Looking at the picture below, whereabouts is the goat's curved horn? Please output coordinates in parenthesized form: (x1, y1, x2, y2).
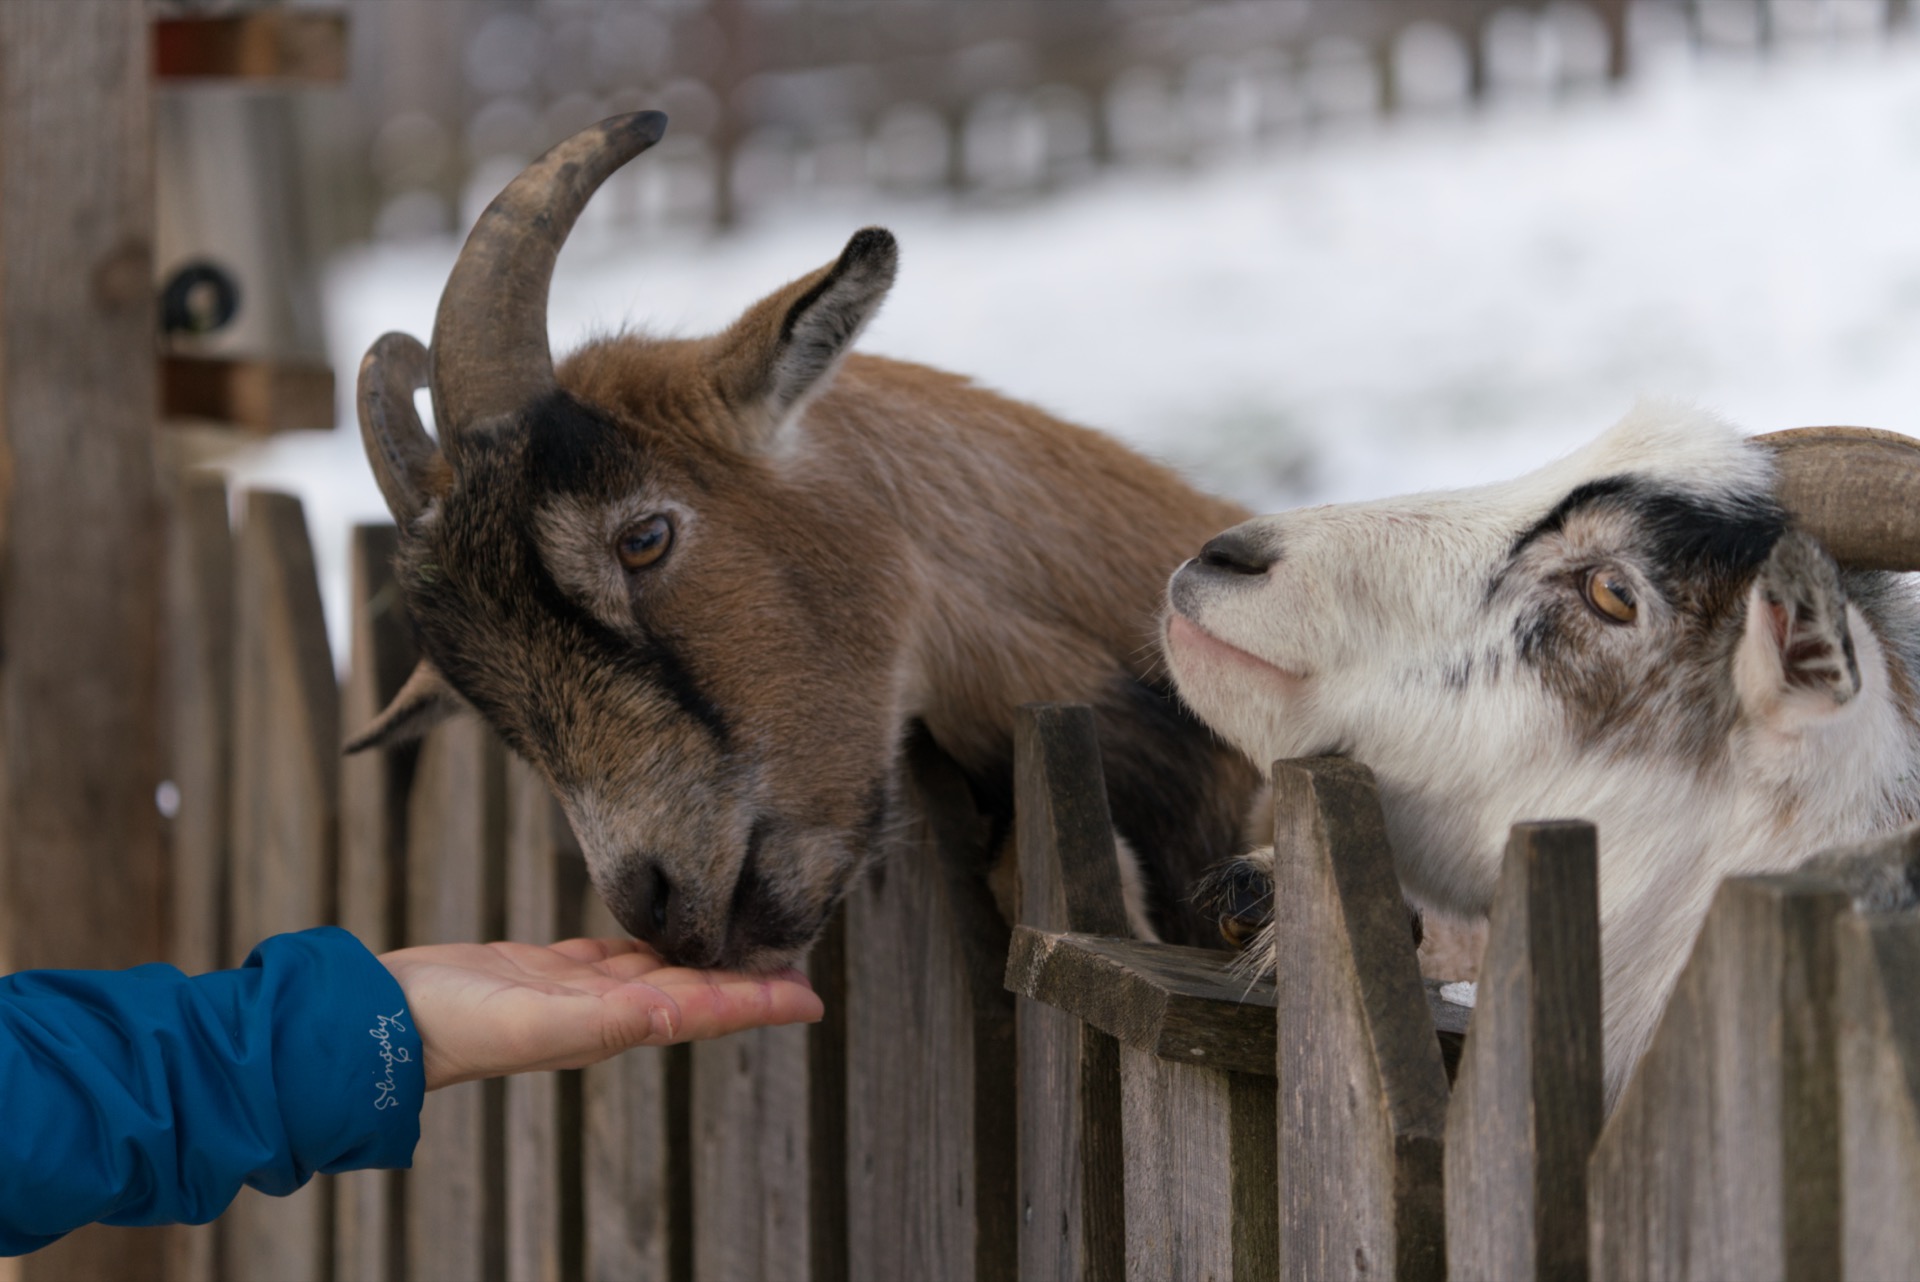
(429, 111, 669, 452)
(1758, 426, 1920, 572)
(357, 331, 437, 526)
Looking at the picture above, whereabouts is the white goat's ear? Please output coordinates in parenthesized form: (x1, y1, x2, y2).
(344, 658, 464, 753)
(712, 227, 897, 448)
(1734, 531, 1862, 729)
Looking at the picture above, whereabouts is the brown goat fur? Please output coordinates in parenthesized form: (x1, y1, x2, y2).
(361, 210, 1259, 970)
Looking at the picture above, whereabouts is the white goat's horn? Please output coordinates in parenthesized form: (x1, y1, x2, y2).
(1758, 426, 1920, 572)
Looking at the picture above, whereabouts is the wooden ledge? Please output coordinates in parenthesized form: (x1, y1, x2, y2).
(1006, 925, 1471, 1077)
(154, 12, 348, 83)
(163, 355, 336, 433)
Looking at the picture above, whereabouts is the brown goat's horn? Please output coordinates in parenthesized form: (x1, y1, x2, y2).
(429, 111, 668, 451)
(1758, 426, 1920, 572)
(357, 331, 435, 525)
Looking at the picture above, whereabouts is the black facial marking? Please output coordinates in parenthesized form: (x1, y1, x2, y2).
(723, 819, 822, 961)
(522, 389, 627, 496)
(1508, 475, 1786, 585)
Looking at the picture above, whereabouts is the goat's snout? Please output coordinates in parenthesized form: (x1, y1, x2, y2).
(617, 860, 719, 967)
(1195, 529, 1276, 578)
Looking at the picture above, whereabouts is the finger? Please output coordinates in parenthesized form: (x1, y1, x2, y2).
(629, 975, 825, 1045)
(547, 936, 654, 965)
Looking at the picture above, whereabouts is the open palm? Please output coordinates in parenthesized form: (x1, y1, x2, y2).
(379, 937, 824, 1090)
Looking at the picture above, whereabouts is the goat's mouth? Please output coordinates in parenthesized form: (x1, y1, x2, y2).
(1164, 611, 1309, 691)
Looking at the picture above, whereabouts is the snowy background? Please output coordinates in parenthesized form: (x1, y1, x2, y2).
(227, 32, 1920, 662)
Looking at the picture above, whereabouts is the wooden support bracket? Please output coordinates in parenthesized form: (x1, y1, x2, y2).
(154, 12, 348, 83)
(163, 354, 336, 433)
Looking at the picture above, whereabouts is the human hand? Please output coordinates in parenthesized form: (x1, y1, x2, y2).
(378, 937, 824, 1090)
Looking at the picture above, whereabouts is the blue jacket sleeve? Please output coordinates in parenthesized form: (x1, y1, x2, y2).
(0, 926, 424, 1255)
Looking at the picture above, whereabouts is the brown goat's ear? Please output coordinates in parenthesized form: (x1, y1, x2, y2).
(344, 658, 464, 753)
(712, 227, 897, 448)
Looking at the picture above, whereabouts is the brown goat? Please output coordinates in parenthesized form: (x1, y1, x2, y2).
(350, 113, 1259, 969)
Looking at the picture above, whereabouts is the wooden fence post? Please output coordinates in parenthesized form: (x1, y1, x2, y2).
(581, 892, 686, 1281)
(335, 523, 416, 1282)
(1588, 875, 1848, 1282)
(159, 475, 232, 1282)
(0, 4, 166, 1276)
(1444, 821, 1603, 1282)
(690, 1014, 814, 1279)
(223, 491, 339, 1282)
(504, 757, 586, 1282)
(403, 715, 507, 1282)
(1270, 757, 1449, 1282)
(845, 732, 1016, 1282)
(1836, 908, 1920, 1280)
(1012, 703, 1128, 1282)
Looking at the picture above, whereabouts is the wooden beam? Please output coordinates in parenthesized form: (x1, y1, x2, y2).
(153, 12, 349, 84)
(1270, 757, 1450, 1282)
(1444, 822, 1604, 1282)
(162, 354, 336, 433)
(1837, 910, 1920, 1279)
(1011, 702, 1126, 1282)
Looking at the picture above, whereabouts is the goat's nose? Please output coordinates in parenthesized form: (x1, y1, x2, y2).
(1197, 529, 1275, 577)
(620, 861, 721, 968)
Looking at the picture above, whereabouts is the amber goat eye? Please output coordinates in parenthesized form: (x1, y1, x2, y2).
(615, 516, 673, 572)
(1585, 569, 1638, 624)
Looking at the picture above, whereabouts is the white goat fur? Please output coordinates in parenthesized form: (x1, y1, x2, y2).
(1163, 403, 1920, 1101)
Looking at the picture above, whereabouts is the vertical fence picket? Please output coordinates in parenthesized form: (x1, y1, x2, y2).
(1444, 821, 1603, 1281)
(1837, 909, 1920, 1279)
(161, 475, 232, 1282)
(505, 758, 585, 1282)
(1588, 875, 1848, 1282)
(335, 523, 416, 1282)
(224, 491, 339, 1282)
(581, 889, 684, 1281)
(1012, 703, 1128, 1282)
(845, 732, 1016, 1282)
(403, 716, 508, 1282)
(1270, 757, 1449, 1282)
(691, 1023, 813, 1280)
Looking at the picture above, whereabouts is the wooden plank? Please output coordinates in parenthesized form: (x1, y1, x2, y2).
(1011, 702, 1126, 1282)
(1270, 757, 1449, 1282)
(1118, 1048, 1276, 1281)
(403, 716, 507, 1282)
(1588, 875, 1848, 1282)
(846, 732, 1016, 1282)
(808, 911, 851, 1282)
(504, 756, 587, 1282)
(1837, 910, 1920, 1280)
(0, 3, 169, 1274)
(222, 490, 339, 1282)
(691, 1026, 813, 1280)
(580, 892, 683, 1282)
(1444, 821, 1603, 1282)
(153, 11, 349, 83)
(159, 437, 233, 1282)
(162, 354, 336, 434)
(334, 523, 417, 1282)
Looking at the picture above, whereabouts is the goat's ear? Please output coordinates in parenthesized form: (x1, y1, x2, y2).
(344, 658, 464, 753)
(711, 227, 897, 448)
(1733, 531, 1862, 729)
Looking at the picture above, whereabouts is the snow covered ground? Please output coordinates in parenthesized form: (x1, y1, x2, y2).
(227, 33, 1920, 664)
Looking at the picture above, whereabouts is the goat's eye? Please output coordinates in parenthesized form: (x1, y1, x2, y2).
(615, 516, 673, 572)
(1585, 569, 1637, 624)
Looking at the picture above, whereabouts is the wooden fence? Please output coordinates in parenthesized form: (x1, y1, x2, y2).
(156, 477, 1920, 1281)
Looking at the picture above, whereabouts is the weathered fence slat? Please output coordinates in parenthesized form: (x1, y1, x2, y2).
(224, 490, 339, 1282)
(1270, 757, 1449, 1282)
(846, 732, 1015, 1282)
(404, 717, 507, 1282)
(581, 889, 683, 1282)
(335, 522, 415, 1282)
(160, 475, 232, 1282)
(1588, 875, 1848, 1282)
(691, 1021, 813, 1280)
(1837, 909, 1920, 1281)
(1444, 821, 1603, 1282)
(1012, 702, 1128, 1282)
(504, 757, 585, 1282)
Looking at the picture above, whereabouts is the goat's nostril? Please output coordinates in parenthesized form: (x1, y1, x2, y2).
(649, 865, 671, 934)
(1198, 531, 1274, 577)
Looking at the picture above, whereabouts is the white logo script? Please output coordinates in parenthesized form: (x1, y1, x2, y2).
(369, 1009, 413, 1111)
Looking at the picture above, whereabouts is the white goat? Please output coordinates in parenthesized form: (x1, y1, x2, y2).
(1163, 404, 1920, 1099)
